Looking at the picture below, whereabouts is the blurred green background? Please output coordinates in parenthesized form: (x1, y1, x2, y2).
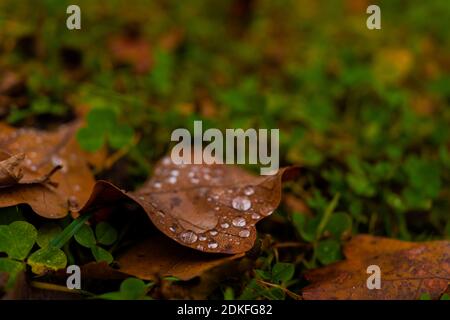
(0, 0, 449, 245)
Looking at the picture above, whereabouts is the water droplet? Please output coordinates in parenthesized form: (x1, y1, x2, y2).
(188, 171, 195, 178)
(220, 222, 230, 229)
(169, 225, 177, 233)
(232, 217, 246, 227)
(167, 176, 177, 184)
(139, 196, 145, 200)
(199, 234, 207, 241)
(153, 182, 162, 189)
(51, 155, 63, 166)
(210, 229, 218, 236)
(179, 231, 198, 244)
(232, 196, 251, 211)
(238, 229, 250, 238)
(244, 186, 254, 196)
(170, 170, 179, 177)
(196, 245, 204, 251)
(162, 157, 171, 165)
(214, 206, 220, 211)
(251, 213, 261, 220)
(207, 241, 218, 249)
(207, 197, 212, 202)
(156, 211, 165, 218)
(190, 178, 200, 184)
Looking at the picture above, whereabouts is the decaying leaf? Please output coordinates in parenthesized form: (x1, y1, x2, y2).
(79, 157, 298, 254)
(116, 233, 244, 281)
(302, 235, 450, 300)
(0, 122, 98, 218)
(129, 157, 298, 254)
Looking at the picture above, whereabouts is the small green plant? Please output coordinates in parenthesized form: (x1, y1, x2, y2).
(76, 107, 134, 152)
(74, 222, 117, 264)
(97, 278, 153, 300)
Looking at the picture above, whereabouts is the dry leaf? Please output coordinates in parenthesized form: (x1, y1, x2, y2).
(116, 233, 244, 281)
(0, 122, 98, 218)
(303, 235, 450, 300)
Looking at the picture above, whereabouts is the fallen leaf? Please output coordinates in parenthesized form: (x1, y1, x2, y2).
(0, 122, 98, 218)
(116, 233, 244, 281)
(77, 157, 298, 255)
(128, 157, 299, 254)
(302, 235, 450, 300)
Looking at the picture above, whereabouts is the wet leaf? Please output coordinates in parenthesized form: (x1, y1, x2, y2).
(116, 233, 244, 281)
(303, 235, 450, 300)
(128, 157, 299, 254)
(0, 221, 37, 260)
(27, 246, 67, 274)
(78, 158, 298, 254)
(0, 122, 99, 218)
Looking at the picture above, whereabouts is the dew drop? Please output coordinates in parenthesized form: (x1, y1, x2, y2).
(156, 211, 165, 218)
(167, 176, 177, 184)
(207, 241, 218, 249)
(214, 206, 220, 211)
(232, 217, 246, 227)
(153, 182, 162, 189)
(251, 213, 261, 220)
(190, 177, 200, 184)
(209, 229, 218, 236)
(196, 245, 204, 251)
(169, 225, 177, 233)
(51, 155, 63, 166)
(220, 222, 230, 229)
(179, 230, 198, 244)
(170, 170, 179, 177)
(244, 186, 255, 196)
(232, 196, 251, 211)
(238, 229, 250, 238)
(198, 234, 207, 241)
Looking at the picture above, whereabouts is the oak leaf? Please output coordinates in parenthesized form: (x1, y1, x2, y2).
(0, 122, 99, 218)
(79, 158, 298, 254)
(302, 235, 450, 300)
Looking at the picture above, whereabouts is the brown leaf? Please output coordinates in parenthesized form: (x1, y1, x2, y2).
(78, 158, 298, 254)
(303, 235, 450, 300)
(129, 158, 298, 254)
(0, 122, 97, 218)
(116, 233, 244, 281)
